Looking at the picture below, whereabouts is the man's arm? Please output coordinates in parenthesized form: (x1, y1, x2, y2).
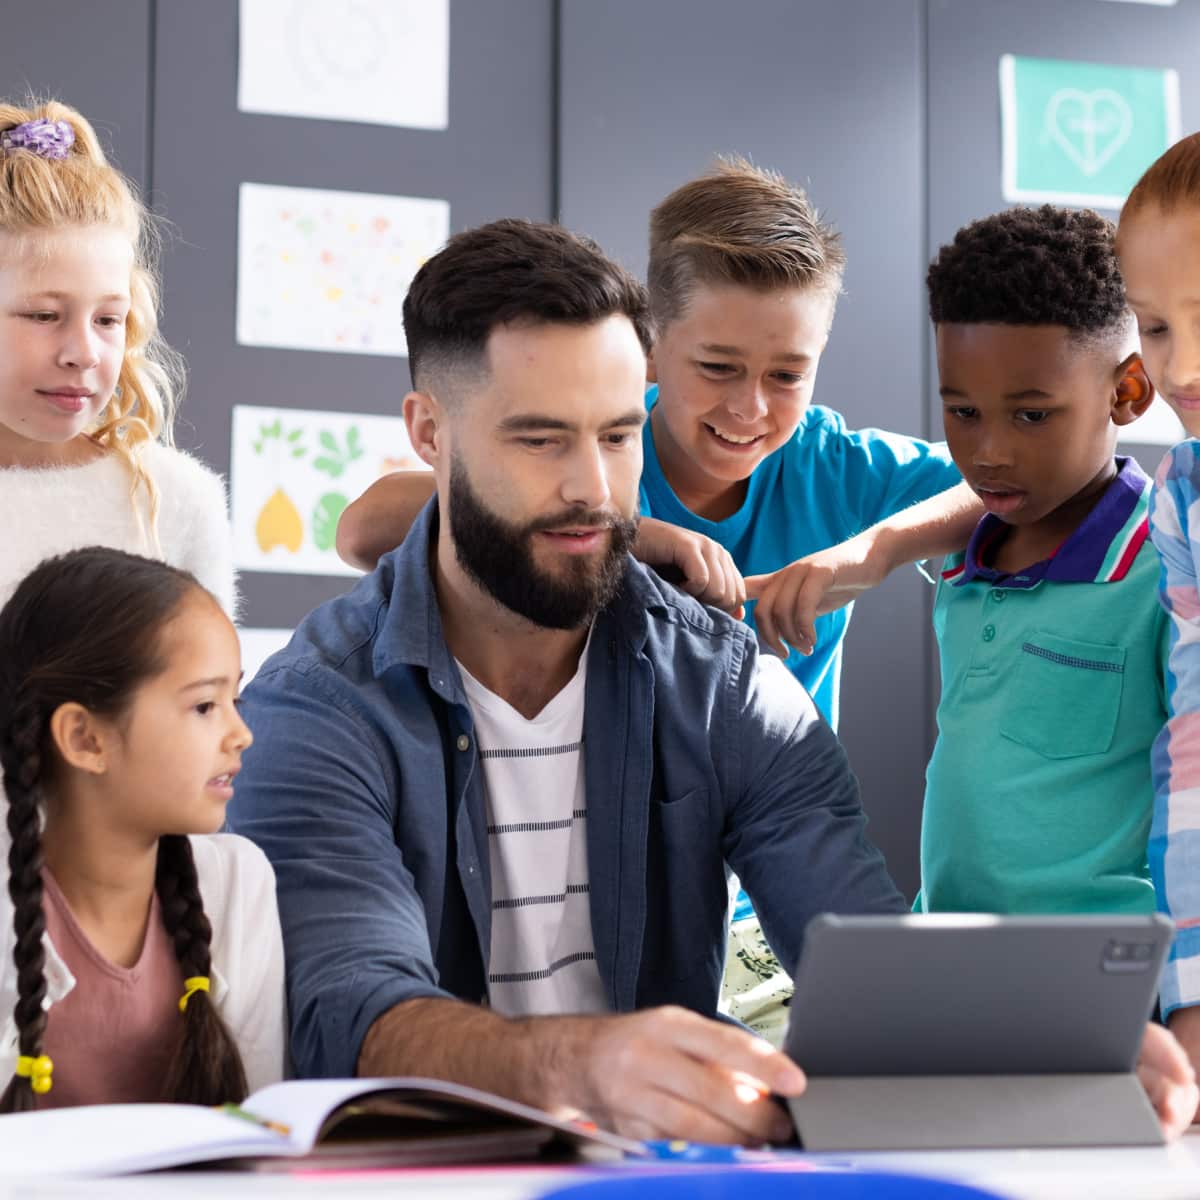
(230, 664, 453, 1078)
(336, 472, 436, 570)
(234, 659, 803, 1142)
(360, 998, 803, 1144)
(746, 482, 983, 658)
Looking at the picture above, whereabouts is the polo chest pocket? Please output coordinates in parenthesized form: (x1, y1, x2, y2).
(999, 632, 1126, 759)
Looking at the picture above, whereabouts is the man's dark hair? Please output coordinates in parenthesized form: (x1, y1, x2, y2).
(926, 205, 1128, 341)
(403, 218, 654, 390)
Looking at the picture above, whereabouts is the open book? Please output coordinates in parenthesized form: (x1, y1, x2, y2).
(0, 1076, 647, 1178)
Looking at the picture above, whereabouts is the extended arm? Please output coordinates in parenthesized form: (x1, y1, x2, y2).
(360, 997, 802, 1143)
(747, 481, 983, 658)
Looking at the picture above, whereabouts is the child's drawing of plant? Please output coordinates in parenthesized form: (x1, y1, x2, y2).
(312, 424, 364, 479)
(311, 492, 349, 553)
(253, 418, 307, 460)
(252, 420, 308, 553)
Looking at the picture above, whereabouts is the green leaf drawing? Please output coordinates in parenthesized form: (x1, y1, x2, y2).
(253, 420, 307, 460)
(311, 426, 365, 479)
(311, 492, 348, 552)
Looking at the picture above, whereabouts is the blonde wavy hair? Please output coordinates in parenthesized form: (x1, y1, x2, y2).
(0, 99, 183, 539)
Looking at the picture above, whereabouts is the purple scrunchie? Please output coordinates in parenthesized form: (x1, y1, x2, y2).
(0, 119, 75, 160)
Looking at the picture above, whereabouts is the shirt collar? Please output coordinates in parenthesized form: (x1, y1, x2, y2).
(945, 456, 1152, 589)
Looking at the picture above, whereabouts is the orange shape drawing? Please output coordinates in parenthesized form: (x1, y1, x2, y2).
(256, 488, 304, 553)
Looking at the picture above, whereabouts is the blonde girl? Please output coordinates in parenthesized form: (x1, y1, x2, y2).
(0, 99, 233, 610)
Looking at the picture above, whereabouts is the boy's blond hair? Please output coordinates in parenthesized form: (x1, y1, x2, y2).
(647, 156, 846, 328)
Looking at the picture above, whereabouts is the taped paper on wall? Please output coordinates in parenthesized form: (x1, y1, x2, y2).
(230, 404, 429, 577)
(236, 181, 449, 358)
(238, 0, 449, 130)
(1000, 54, 1180, 209)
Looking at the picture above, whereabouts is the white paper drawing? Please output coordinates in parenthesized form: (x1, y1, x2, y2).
(238, 628, 294, 682)
(238, 0, 449, 130)
(236, 182, 449, 357)
(231, 404, 430, 577)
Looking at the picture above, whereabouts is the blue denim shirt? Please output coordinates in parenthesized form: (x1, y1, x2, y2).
(230, 502, 905, 1078)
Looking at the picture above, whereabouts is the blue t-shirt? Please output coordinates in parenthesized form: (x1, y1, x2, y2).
(639, 386, 960, 728)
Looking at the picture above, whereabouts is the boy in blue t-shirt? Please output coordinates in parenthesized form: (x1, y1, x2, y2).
(919, 206, 1163, 916)
(337, 159, 965, 728)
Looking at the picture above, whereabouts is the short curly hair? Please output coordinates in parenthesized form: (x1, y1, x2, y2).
(927, 205, 1127, 341)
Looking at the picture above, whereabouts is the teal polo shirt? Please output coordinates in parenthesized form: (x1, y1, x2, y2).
(919, 457, 1166, 916)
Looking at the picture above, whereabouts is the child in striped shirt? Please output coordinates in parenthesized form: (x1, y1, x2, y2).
(1117, 133, 1200, 1099)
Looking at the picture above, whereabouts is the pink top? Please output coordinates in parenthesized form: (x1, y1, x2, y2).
(37, 869, 183, 1107)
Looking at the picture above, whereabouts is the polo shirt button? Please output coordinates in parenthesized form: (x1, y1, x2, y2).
(990, 589, 1005, 602)
(982, 624, 996, 642)
(456, 734, 470, 752)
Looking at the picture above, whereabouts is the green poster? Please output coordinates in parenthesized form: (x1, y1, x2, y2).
(1000, 54, 1180, 209)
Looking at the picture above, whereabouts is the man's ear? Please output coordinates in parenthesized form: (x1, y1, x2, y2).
(47, 703, 109, 776)
(1112, 353, 1156, 427)
(403, 391, 445, 469)
(645, 348, 658, 385)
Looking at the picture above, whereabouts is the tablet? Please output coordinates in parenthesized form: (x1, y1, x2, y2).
(785, 912, 1171, 1077)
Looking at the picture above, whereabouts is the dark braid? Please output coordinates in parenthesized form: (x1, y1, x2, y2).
(0, 704, 50, 1113)
(156, 834, 248, 1104)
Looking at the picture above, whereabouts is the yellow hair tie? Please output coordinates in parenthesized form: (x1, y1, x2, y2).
(178, 976, 211, 1013)
(15, 1054, 53, 1095)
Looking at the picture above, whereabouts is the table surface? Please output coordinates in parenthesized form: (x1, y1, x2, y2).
(8, 1133, 1200, 1200)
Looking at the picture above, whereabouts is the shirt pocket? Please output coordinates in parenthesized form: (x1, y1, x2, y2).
(999, 631, 1126, 759)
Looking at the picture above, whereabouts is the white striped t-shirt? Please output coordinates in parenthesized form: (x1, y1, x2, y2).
(456, 646, 607, 1018)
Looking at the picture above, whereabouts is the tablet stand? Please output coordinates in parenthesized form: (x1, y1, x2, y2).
(788, 1073, 1164, 1151)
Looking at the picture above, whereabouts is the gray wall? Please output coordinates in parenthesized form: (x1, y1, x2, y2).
(9, 0, 1200, 898)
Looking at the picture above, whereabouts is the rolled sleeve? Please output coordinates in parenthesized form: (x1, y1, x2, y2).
(230, 661, 452, 1077)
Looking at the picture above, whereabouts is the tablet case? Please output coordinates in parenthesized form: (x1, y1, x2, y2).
(784, 913, 1172, 1151)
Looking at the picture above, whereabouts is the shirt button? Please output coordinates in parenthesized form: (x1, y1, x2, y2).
(990, 589, 1005, 602)
(456, 734, 470, 752)
(982, 624, 996, 642)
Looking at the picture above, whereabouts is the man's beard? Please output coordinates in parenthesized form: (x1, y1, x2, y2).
(448, 456, 638, 630)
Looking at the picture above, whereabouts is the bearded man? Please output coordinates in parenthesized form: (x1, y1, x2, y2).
(231, 219, 905, 1144)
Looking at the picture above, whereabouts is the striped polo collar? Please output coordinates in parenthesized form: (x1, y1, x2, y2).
(941, 456, 1151, 589)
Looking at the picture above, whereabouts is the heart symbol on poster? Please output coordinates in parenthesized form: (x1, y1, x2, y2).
(1044, 88, 1134, 178)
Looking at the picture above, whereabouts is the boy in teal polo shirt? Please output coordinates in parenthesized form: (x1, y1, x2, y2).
(919, 205, 1163, 915)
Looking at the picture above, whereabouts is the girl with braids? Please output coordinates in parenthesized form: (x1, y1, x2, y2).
(0, 98, 233, 612)
(0, 547, 284, 1111)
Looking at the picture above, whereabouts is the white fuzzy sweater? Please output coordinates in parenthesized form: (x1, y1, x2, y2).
(0, 442, 236, 615)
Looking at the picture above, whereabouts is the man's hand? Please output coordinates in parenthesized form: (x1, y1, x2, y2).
(361, 998, 803, 1145)
(1138, 1019, 1199, 1138)
(635, 518, 746, 617)
(744, 535, 886, 660)
(570, 1006, 804, 1143)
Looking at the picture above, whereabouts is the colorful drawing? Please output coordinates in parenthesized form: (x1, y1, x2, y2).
(238, 0, 449, 131)
(231, 405, 430, 577)
(236, 182, 449, 358)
